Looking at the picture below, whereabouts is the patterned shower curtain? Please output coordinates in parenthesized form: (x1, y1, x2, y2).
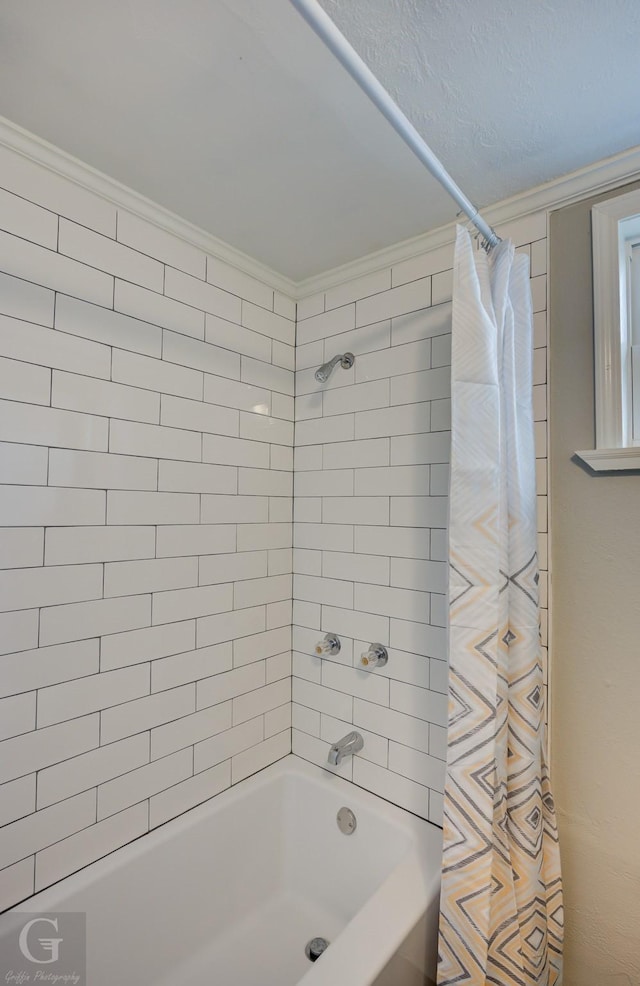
(437, 227, 563, 986)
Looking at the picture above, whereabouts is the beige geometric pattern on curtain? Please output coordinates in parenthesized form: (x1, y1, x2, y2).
(437, 228, 563, 986)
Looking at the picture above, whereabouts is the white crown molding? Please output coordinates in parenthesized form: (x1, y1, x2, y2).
(0, 115, 298, 299)
(2, 113, 640, 301)
(296, 143, 640, 298)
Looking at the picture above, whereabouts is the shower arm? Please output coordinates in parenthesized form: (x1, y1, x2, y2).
(289, 0, 500, 252)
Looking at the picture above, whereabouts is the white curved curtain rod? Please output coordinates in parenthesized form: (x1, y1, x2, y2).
(289, 0, 500, 250)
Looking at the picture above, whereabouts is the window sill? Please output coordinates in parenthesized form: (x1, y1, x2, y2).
(575, 446, 640, 471)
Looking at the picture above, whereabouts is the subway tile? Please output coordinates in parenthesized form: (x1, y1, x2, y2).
(292, 728, 352, 779)
(194, 717, 263, 773)
(107, 491, 199, 525)
(430, 464, 449, 496)
(355, 583, 430, 624)
(297, 293, 324, 321)
(292, 677, 352, 721)
(151, 701, 231, 760)
(295, 446, 323, 472)
(233, 679, 291, 725)
(98, 748, 192, 820)
(37, 734, 149, 808)
(101, 684, 195, 745)
(0, 692, 36, 741)
(197, 605, 265, 648)
(0, 486, 105, 527)
(115, 279, 204, 340)
(321, 605, 389, 646)
(59, 219, 163, 290)
(356, 339, 431, 384)
(431, 334, 451, 368)
(0, 355, 51, 405)
(234, 574, 291, 609)
(353, 756, 430, 817)
(0, 528, 44, 570)
(233, 626, 291, 668)
(356, 278, 430, 327)
(320, 713, 388, 767)
(206, 314, 271, 362)
(45, 526, 154, 565)
(117, 211, 206, 278)
(270, 444, 293, 472)
(292, 600, 321, 630)
(158, 460, 237, 494)
(0, 790, 96, 872)
(292, 544, 322, 576)
(38, 665, 149, 728)
(355, 402, 431, 440)
(0, 714, 99, 784)
(152, 583, 233, 626)
(207, 255, 273, 311)
(431, 269, 453, 305)
(354, 698, 430, 753)
(197, 663, 265, 710)
(391, 301, 451, 346)
(295, 414, 355, 446)
(202, 434, 269, 469)
(266, 599, 292, 629)
(163, 329, 240, 381)
(240, 412, 293, 446)
(35, 802, 148, 893)
(322, 661, 389, 707)
(237, 523, 291, 552)
(101, 620, 195, 672)
(294, 523, 353, 552)
(0, 775, 36, 827)
(241, 356, 293, 397)
(0, 186, 58, 248)
(295, 470, 353, 498)
(355, 525, 430, 559)
(431, 399, 451, 431)
(49, 449, 157, 491)
(105, 557, 197, 598)
(323, 438, 389, 470)
(156, 524, 236, 559)
(272, 341, 295, 371)
(390, 619, 447, 660)
(294, 573, 353, 608)
(323, 380, 389, 417)
(160, 394, 238, 437)
(266, 651, 291, 683)
(0, 230, 113, 307)
(0, 313, 111, 378)
(112, 349, 202, 400)
(241, 302, 294, 346)
(0, 398, 108, 452)
(199, 551, 267, 586)
(273, 293, 296, 320)
(390, 558, 447, 593)
(389, 496, 448, 528)
(52, 370, 160, 424)
(165, 266, 241, 323)
(150, 760, 230, 828)
(0, 858, 34, 911)
(389, 680, 448, 728)
(322, 550, 389, 586)
(152, 642, 232, 693)
(238, 468, 292, 497)
(325, 269, 391, 311)
(390, 432, 450, 466)
(204, 374, 271, 415)
(0, 611, 39, 656)
(0, 639, 99, 698)
(0, 442, 48, 485)
(40, 595, 151, 647)
(296, 304, 355, 346)
(56, 294, 161, 357)
(201, 494, 268, 524)
(390, 366, 450, 406)
(0, 270, 54, 326)
(0, 563, 102, 614)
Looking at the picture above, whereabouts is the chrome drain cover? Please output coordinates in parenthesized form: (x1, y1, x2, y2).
(305, 937, 329, 962)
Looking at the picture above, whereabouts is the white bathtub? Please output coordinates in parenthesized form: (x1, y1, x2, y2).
(0, 755, 442, 986)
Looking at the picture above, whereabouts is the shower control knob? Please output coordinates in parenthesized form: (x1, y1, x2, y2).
(315, 633, 341, 657)
(360, 644, 388, 669)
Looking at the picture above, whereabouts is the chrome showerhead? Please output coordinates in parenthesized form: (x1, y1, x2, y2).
(314, 352, 355, 383)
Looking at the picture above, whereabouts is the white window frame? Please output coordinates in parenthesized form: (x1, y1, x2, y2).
(576, 188, 640, 471)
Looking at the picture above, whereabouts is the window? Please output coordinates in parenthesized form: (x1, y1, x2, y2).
(576, 188, 640, 470)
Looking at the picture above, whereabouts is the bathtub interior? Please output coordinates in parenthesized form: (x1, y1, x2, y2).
(2, 757, 438, 986)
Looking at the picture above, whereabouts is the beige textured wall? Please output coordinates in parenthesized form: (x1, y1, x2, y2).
(550, 184, 640, 986)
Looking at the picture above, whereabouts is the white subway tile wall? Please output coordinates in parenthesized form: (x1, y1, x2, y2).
(292, 213, 549, 828)
(0, 146, 293, 910)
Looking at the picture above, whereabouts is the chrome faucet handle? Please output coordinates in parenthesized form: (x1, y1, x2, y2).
(315, 633, 341, 656)
(360, 643, 388, 669)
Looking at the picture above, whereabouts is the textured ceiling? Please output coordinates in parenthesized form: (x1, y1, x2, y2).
(0, 0, 639, 280)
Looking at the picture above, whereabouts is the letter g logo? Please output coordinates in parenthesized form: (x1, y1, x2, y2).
(18, 917, 63, 964)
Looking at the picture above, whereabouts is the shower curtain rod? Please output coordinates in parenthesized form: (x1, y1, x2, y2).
(290, 0, 500, 251)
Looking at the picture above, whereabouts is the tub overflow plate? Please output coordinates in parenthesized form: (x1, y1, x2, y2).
(336, 806, 357, 835)
(305, 937, 329, 962)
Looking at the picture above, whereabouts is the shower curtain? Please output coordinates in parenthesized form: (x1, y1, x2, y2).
(437, 227, 563, 985)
